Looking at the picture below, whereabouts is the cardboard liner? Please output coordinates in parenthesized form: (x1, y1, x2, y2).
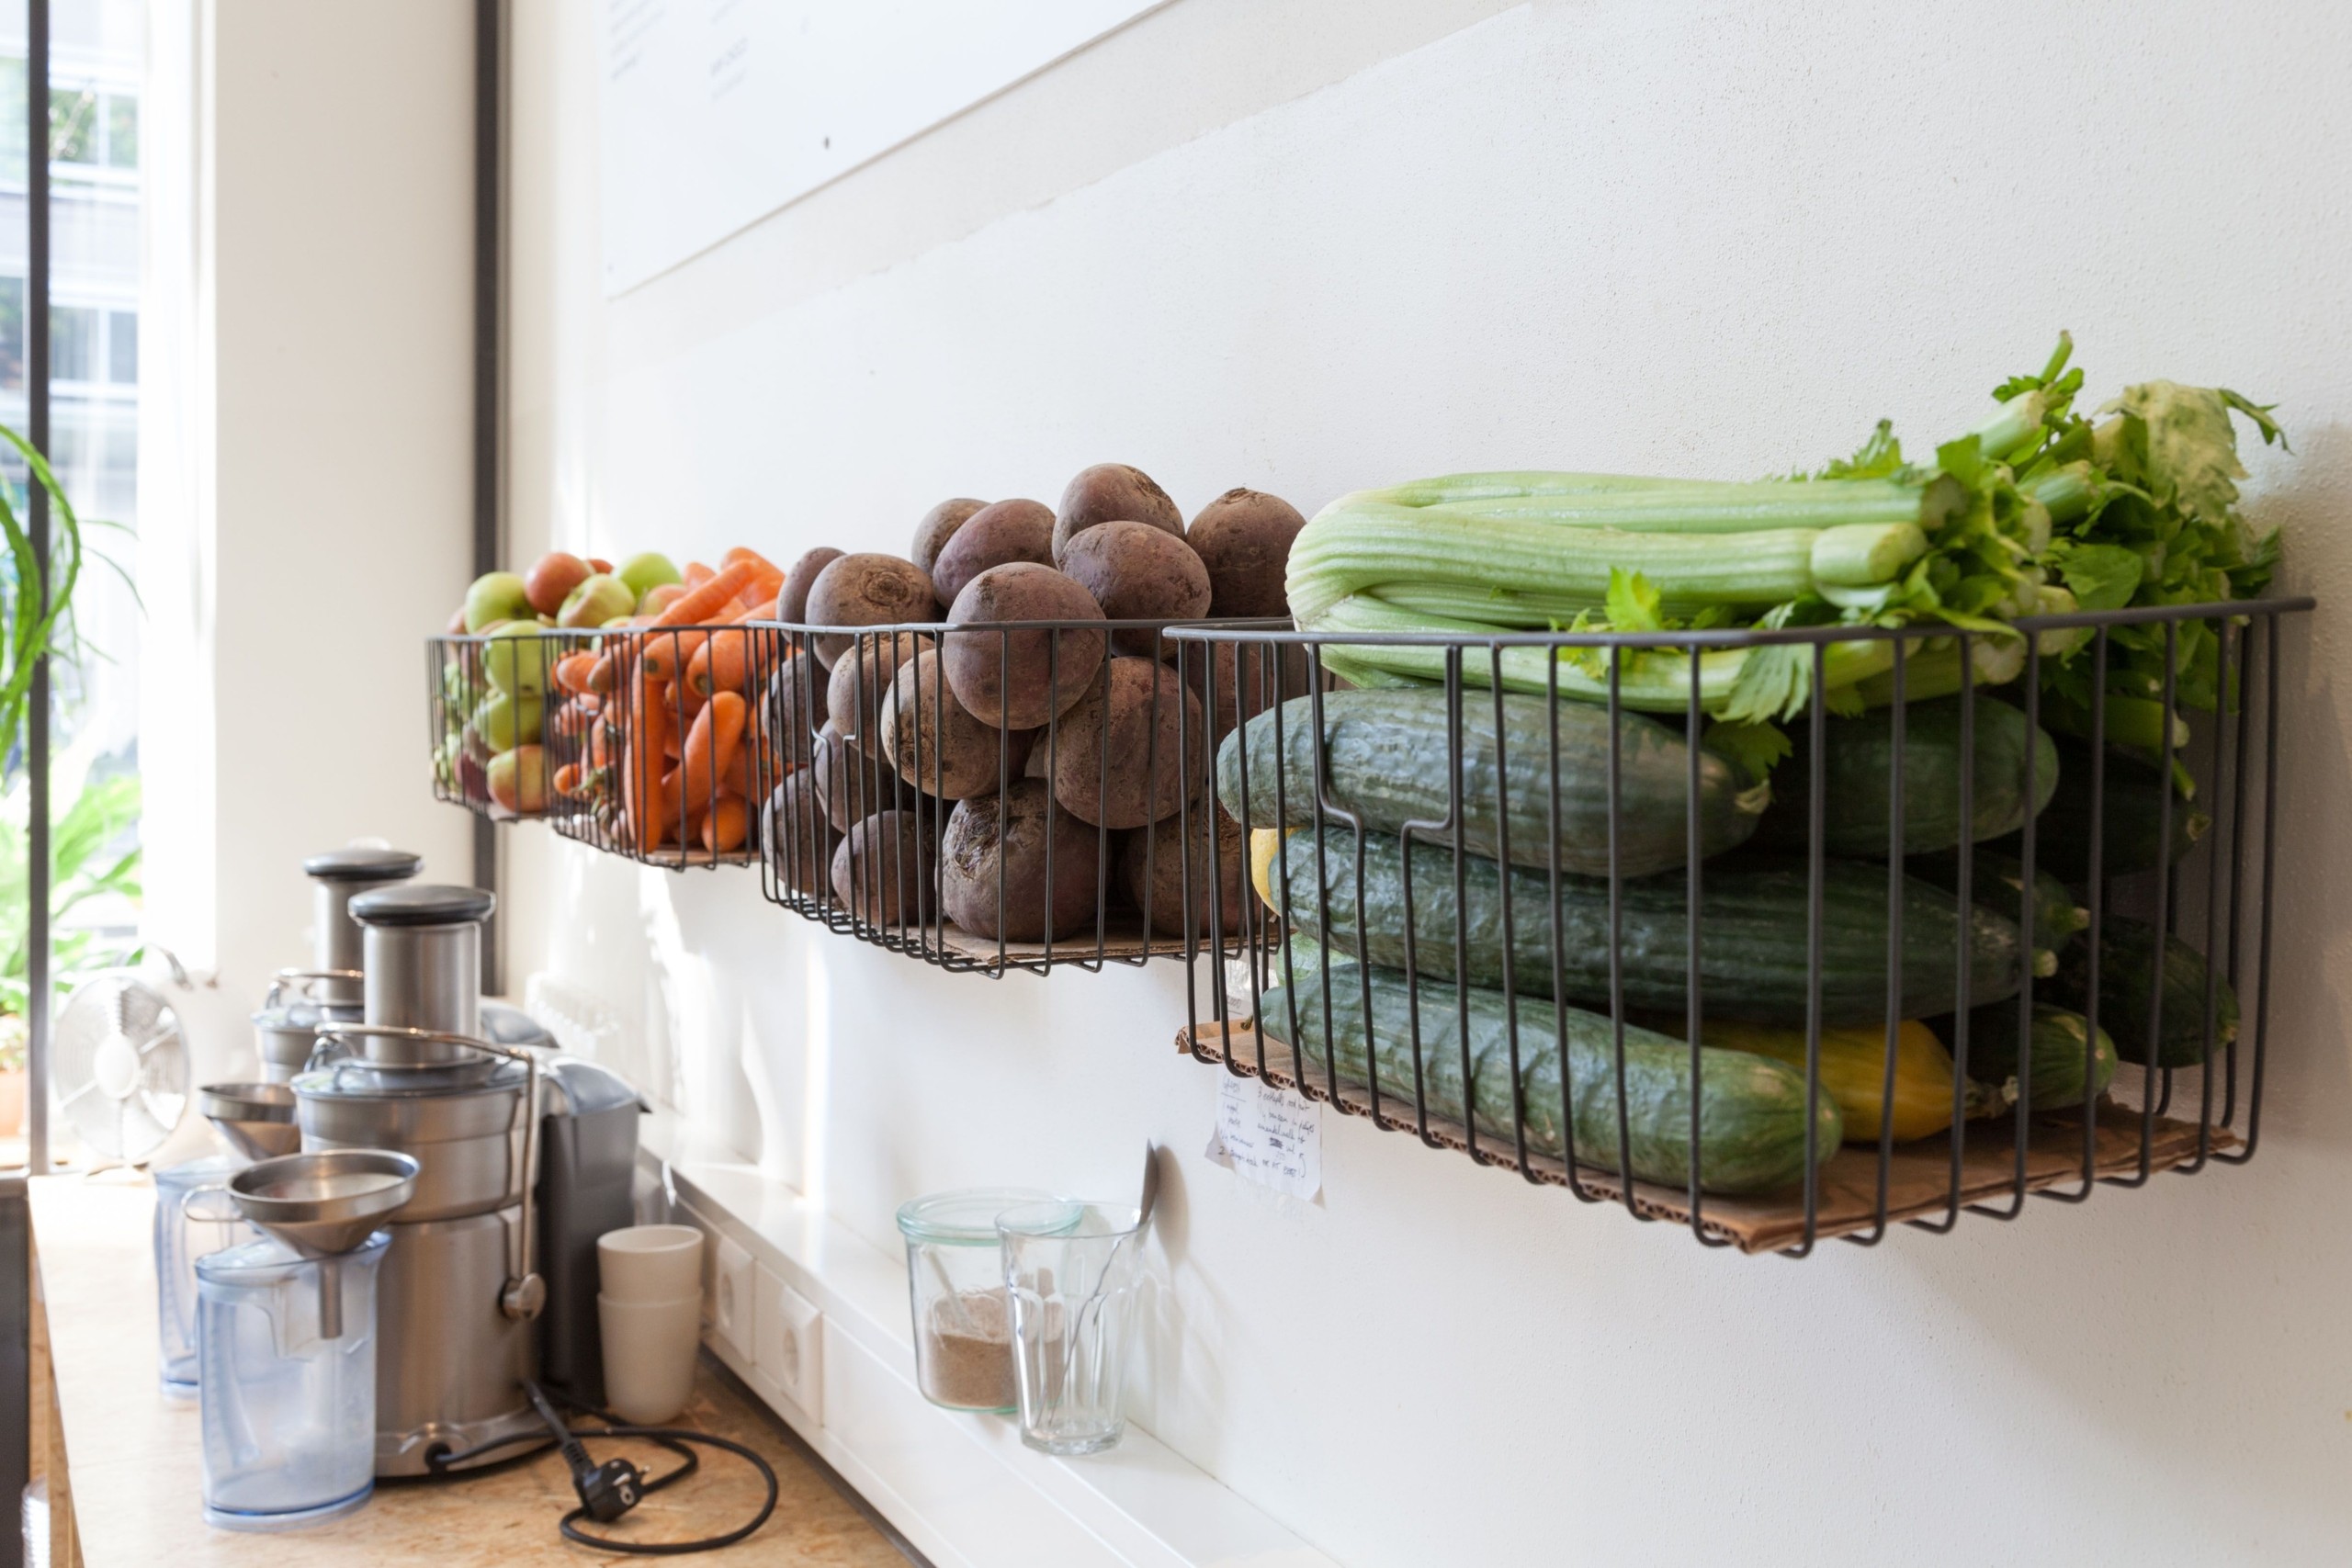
(767, 903, 1198, 969)
(1180, 1021, 2237, 1254)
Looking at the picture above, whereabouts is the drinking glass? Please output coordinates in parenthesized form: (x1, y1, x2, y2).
(996, 1201, 1142, 1456)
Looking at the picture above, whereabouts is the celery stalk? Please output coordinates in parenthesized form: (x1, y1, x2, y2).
(1436, 473, 1966, 536)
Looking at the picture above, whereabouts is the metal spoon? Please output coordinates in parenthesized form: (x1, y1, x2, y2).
(1057, 1145, 1158, 1391)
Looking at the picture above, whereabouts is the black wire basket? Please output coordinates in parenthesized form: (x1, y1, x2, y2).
(1167, 595, 2312, 1255)
(754, 617, 1304, 975)
(428, 621, 794, 866)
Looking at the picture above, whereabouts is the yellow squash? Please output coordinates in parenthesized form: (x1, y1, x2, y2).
(1697, 1018, 2003, 1143)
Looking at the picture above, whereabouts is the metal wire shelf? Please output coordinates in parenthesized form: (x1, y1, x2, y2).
(1165, 595, 2312, 1255)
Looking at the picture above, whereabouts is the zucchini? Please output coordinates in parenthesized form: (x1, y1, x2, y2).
(1960, 1003, 2118, 1110)
(1687, 1018, 2003, 1143)
(1260, 826, 2029, 1027)
(2047, 915, 2237, 1068)
(1909, 848, 2086, 952)
(1215, 690, 1765, 880)
(1753, 695, 2058, 857)
(1997, 739, 2208, 884)
(1259, 961, 1841, 1193)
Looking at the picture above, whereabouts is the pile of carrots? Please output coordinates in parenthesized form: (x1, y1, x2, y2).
(546, 548, 793, 855)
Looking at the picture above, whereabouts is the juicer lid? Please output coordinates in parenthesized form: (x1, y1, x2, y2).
(301, 847, 424, 885)
(348, 883, 495, 928)
(294, 1054, 524, 1100)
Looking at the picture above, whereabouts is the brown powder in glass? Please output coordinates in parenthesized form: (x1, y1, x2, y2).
(921, 1287, 1016, 1410)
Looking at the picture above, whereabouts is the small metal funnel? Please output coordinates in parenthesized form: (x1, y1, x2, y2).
(228, 1150, 418, 1337)
(197, 1081, 300, 1161)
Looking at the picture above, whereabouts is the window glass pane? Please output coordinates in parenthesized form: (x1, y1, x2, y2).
(49, 85, 96, 164)
(0, 59, 22, 186)
(51, 305, 96, 381)
(107, 310, 134, 383)
(105, 94, 135, 168)
(0, 278, 22, 392)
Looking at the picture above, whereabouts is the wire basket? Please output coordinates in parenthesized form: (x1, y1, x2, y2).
(1167, 596, 2312, 1255)
(428, 622, 793, 866)
(754, 617, 1306, 975)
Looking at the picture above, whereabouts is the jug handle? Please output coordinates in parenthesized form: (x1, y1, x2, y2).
(266, 967, 364, 1009)
(178, 1182, 241, 1224)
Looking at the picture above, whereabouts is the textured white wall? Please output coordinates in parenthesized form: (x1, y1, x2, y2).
(141, 0, 476, 1086)
(506, 2, 2352, 1562)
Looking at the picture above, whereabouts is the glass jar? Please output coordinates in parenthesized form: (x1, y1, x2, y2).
(998, 1201, 1143, 1456)
(896, 1189, 1058, 1412)
(153, 1156, 252, 1398)
(196, 1232, 389, 1530)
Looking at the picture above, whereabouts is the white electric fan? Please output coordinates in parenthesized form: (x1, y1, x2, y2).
(53, 969, 190, 1168)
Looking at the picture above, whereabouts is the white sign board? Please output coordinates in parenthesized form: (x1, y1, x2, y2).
(600, 0, 1161, 294)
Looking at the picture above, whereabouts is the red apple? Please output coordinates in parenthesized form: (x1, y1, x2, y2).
(587, 557, 614, 574)
(639, 581, 688, 615)
(486, 745, 548, 814)
(524, 551, 592, 616)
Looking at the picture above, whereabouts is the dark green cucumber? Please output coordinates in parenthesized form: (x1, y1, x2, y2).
(1754, 695, 2059, 856)
(1263, 826, 2028, 1028)
(1216, 690, 1764, 879)
(1996, 739, 2207, 883)
(2047, 915, 2237, 1067)
(1911, 848, 2086, 953)
(1960, 1003, 2118, 1109)
(1260, 961, 1841, 1193)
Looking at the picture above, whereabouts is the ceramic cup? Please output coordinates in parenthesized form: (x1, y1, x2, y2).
(597, 1224, 704, 1303)
(597, 1292, 702, 1424)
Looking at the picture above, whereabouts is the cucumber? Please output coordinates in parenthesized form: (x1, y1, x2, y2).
(1262, 826, 2029, 1027)
(1960, 1003, 2118, 1109)
(2047, 915, 2237, 1067)
(1753, 695, 2059, 857)
(1216, 690, 1764, 879)
(1910, 848, 2086, 952)
(1259, 961, 1841, 1193)
(1997, 739, 2208, 884)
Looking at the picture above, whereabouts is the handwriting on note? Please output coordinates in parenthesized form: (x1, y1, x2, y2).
(1205, 1076, 1322, 1201)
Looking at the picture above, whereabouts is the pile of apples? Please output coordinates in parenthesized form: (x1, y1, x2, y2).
(436, 548, 686, 816)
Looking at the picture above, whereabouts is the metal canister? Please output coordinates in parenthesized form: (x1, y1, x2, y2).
(300, 849, 422, 1010)
(346, 886, 494, 1060)
(251, 999, 343, 1086)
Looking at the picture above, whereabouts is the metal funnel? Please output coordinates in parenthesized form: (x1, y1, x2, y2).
(197, 1081, 300, 1161)
(228, 1150, 417, 1339)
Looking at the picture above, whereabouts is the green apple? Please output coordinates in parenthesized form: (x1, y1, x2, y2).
(617, 552, 682, 604)
(558, 572, 636, 628)
(481, 622, 552, 697)
(463, 570, 532, 633)
(472, 690, 545, 753)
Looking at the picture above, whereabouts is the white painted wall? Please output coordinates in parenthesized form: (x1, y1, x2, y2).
(140, 0, 475, 1087)
(504, 2, 2352, 1562)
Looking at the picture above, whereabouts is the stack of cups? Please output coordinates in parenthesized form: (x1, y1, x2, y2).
(596, 1224, 706, 1424)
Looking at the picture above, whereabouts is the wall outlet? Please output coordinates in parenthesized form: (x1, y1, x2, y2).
(711, 1235, 754, 1360)
(753, 1264, 822, 1423)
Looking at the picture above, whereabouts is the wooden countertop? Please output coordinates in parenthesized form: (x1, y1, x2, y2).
(28, 1172, 914, 1566)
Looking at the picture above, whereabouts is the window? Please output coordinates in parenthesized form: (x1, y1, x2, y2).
(49, 86, 96, 165)
(50, 305, 96, 382)
(107, 310, 134, 383)
(0, 278, 21, 391)
(104, 95, 133, 168)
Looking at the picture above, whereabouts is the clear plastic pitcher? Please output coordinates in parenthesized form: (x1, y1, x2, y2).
(195, 1232, 388, 1530)
(153, 1156, 251, 1398)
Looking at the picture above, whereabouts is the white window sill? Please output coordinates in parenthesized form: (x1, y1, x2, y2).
(639, 1107, 1335, 1568)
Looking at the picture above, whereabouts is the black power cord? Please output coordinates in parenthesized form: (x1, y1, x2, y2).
(423, 1382, 779, 1555)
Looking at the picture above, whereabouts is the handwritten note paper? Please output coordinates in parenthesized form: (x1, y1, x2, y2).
(1206, 1077, 1323, 1201)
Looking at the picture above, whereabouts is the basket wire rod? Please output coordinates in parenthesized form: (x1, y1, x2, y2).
(1683, 639, 1724, 1241)
(1849, 635, 1907, 1247)
(2222, 616, 2254, 1131)
(1488, 646, 1533, 1182)
(2075, 628, 2111, 1196)
(2187, 614, 2232, 1172)
(1980, 630, 2043, 1217)
(2220, 607, 2279, 1165)
(1782, 639, 1829, 1259)
(2112, 620, 2179, 1187)
(1309, 655, 1359, 1111)
(1239, 638, 1277, 1080)
(1184, 643, 1215, 1062)
(1910, 631, 1976, 1235)
(1606, 646, 1643, 1221)
(993, 628, 1012, 969)
(1043, 632, 1063, 977)
(1550, 654, 1597, 1204)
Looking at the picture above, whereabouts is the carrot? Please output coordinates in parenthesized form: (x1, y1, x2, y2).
(701, 793, 750, 853)
(683, 562, 715, 589)
(722, 742, 752, 801)
(553, 651, 600, 695)
(685, 620, 763, 699)
(620, 671, 672, 850)
(653, 560, 756, 627)
(655, 598, 760, 684)
(552, 761, 586, 797)
(671, 691, 747, 816)
(720, 547, 780, 576)
(740, 569, 784, 614)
